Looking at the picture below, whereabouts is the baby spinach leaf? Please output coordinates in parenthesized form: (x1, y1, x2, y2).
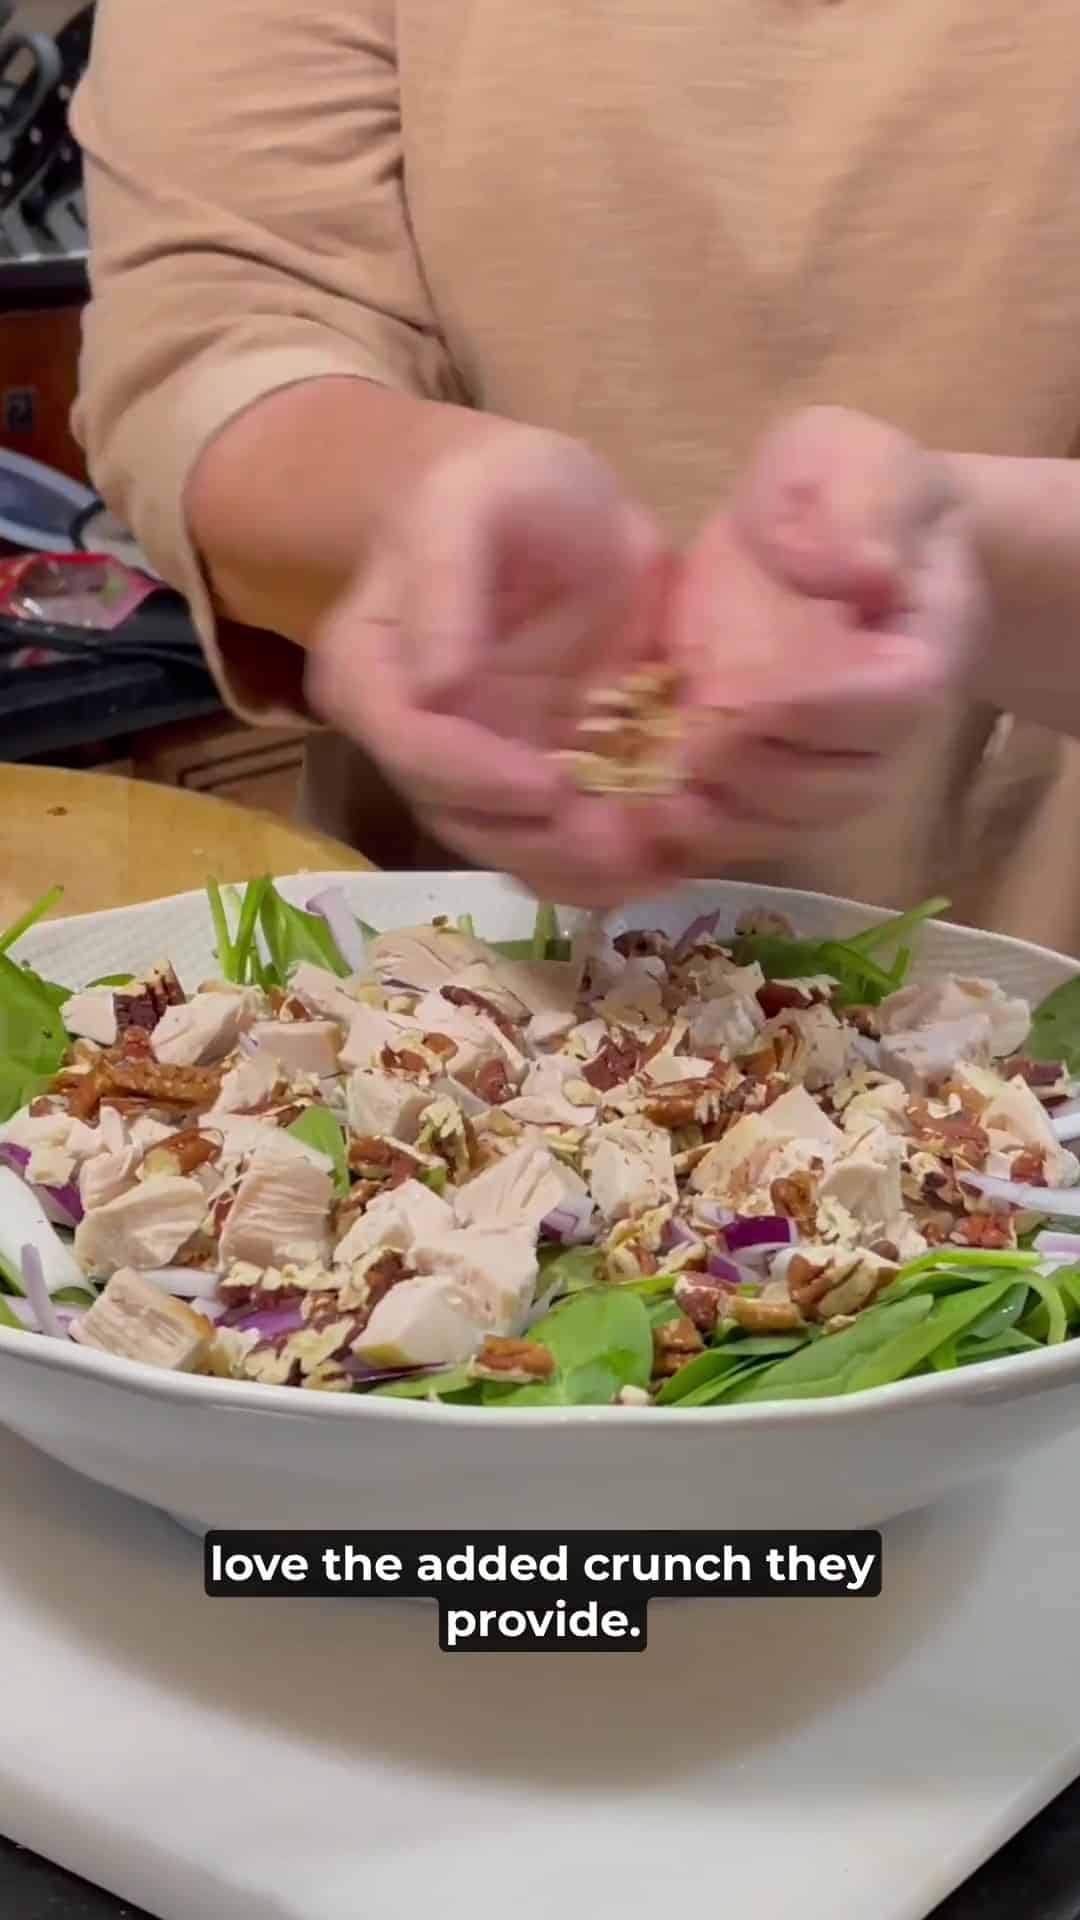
(728, 1295, 934, 1404)
(0, 885, 64, 957)
(674, 1360, 779, 1407)
(493, 1288, 653, 1405)
(655, 1346, 742, 1405)
(0, 1294, 23, 1331)
(0, 950, 70, 1124)
(1028, 975, 1080, 1073)
(257, 880, 352, 984)
(843, 1278, 1018, 1395)
(654, 1332, 811, 1407)
(536, 1244, 604, 1295)
(1017, 1272, 1069, 1346)
(964, 1282, 1030, 1342)
(844, 896, 951, 958)
(285, 1107, 349, 1196)
(371, 1364, 476, 1399)
(956, 1328, 1040, 1364)
(647, 1299, 684, 1329)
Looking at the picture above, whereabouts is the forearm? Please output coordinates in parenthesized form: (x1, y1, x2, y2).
(185, 377, 509, 646)
(949, 453, 1080, 735)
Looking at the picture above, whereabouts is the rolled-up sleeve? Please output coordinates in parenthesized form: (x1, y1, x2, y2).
(71, 0, 458, 720)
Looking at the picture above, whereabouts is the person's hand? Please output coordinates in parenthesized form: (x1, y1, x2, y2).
(662, 406, 986, 860)
(306, 426, 680, 905)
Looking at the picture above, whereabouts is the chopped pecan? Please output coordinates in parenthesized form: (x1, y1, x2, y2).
(473, 1056, 515, 1106)
(907, 1100, 988, 1165)
(1010, 1148, 1046, 1186)
(951, 1213, 1015, 1250)
(786, 1254, 836, 1313)
(742, 1039, 784, 1079)
(729, 1293, 805, 1332)
(583, 1032, 643, 1092)
(140, 1128, 221, 1177)
(870, 1239, 900, 1263)
(644, 1084, 736, 1129)
(381, 1045, 430, 1076)
(55, 1057, 220, 1119)
(332, 1181, 379, 1240)
(1005, 1056, 1066, 1090)
(441, 984, 521, 1041)
(651, 1314, 705, 1377)
(770, 1170, 820, 1235)
(673, 1274, 727, 1334)
(210, 1191, 235, 1236)
(119, 1023, 155, 1059)
(57, 1066, 106, 1121)
(347, 1134, 421, 1188)
(365, 1251, 410, 1312)
(757, 981, 813, 1017)
(469, 1335, 556, 1381)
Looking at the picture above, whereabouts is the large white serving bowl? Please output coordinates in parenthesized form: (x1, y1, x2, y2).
(3, 872, 1080, 1539)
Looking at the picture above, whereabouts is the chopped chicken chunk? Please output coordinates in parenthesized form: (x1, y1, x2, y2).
(453, 1143, 589, 1234)
(74, 1175, 207, 1275)
(879, 1014, 993, 1093)
(585, 1119, 677, 1223)
(219, 1155, 334, 1268)
(152, 992, 257, 1067)
(289, 962, 366, 1024)
(345, 1068, 431, 1142)
(879, 975, 1030, 1058)
(59, 988, 119, 1048)
(411, 1227, 539, 1331)
(333, 1178, 454, 1264)
(503, 1056, 597, 1127)
(207, 1052, 281, 1117)
(73, 1268, 212, 1371)
(249, 1018, 342, 1079)
(352, 1274, 488, 1367)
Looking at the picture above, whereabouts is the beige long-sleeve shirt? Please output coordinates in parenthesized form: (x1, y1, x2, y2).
(71, 0, 1080, 951)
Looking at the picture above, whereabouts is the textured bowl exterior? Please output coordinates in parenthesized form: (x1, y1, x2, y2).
(3, 873, 1079, 1536)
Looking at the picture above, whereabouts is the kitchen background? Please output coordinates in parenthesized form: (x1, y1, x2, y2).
(0, 0, 325, 845)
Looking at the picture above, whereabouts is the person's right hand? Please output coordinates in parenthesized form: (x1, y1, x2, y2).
(306, 426, 681, 906)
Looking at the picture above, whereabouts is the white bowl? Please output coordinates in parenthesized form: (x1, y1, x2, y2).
(3, 872, 1080, 1539)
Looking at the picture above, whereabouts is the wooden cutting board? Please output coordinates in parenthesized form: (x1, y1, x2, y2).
(0, 763, 371, 923)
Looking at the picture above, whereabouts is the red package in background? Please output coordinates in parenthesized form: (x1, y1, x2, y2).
(0, 552, 159, 667)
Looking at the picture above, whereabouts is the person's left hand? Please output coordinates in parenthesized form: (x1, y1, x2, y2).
(660, 406, 987, 863)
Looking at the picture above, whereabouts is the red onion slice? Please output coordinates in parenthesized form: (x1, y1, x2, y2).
(661, 1218, 700, 1253)
(723, 1215, 796, 1255)
(960, 1172, 1080, 1216)
(540, 1195, 595, 1245)
(3, 1295, 84, 1335)
(1033, 1230, 1080, 1256)
(306, 888, 367, 972)
(0, 1143, 84, 1226)
(706, 1252, 747, 1288)
(673, 912, 722, 962)
(20, 1244, 64, 1339)
(224, 1302, 307, 1339)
